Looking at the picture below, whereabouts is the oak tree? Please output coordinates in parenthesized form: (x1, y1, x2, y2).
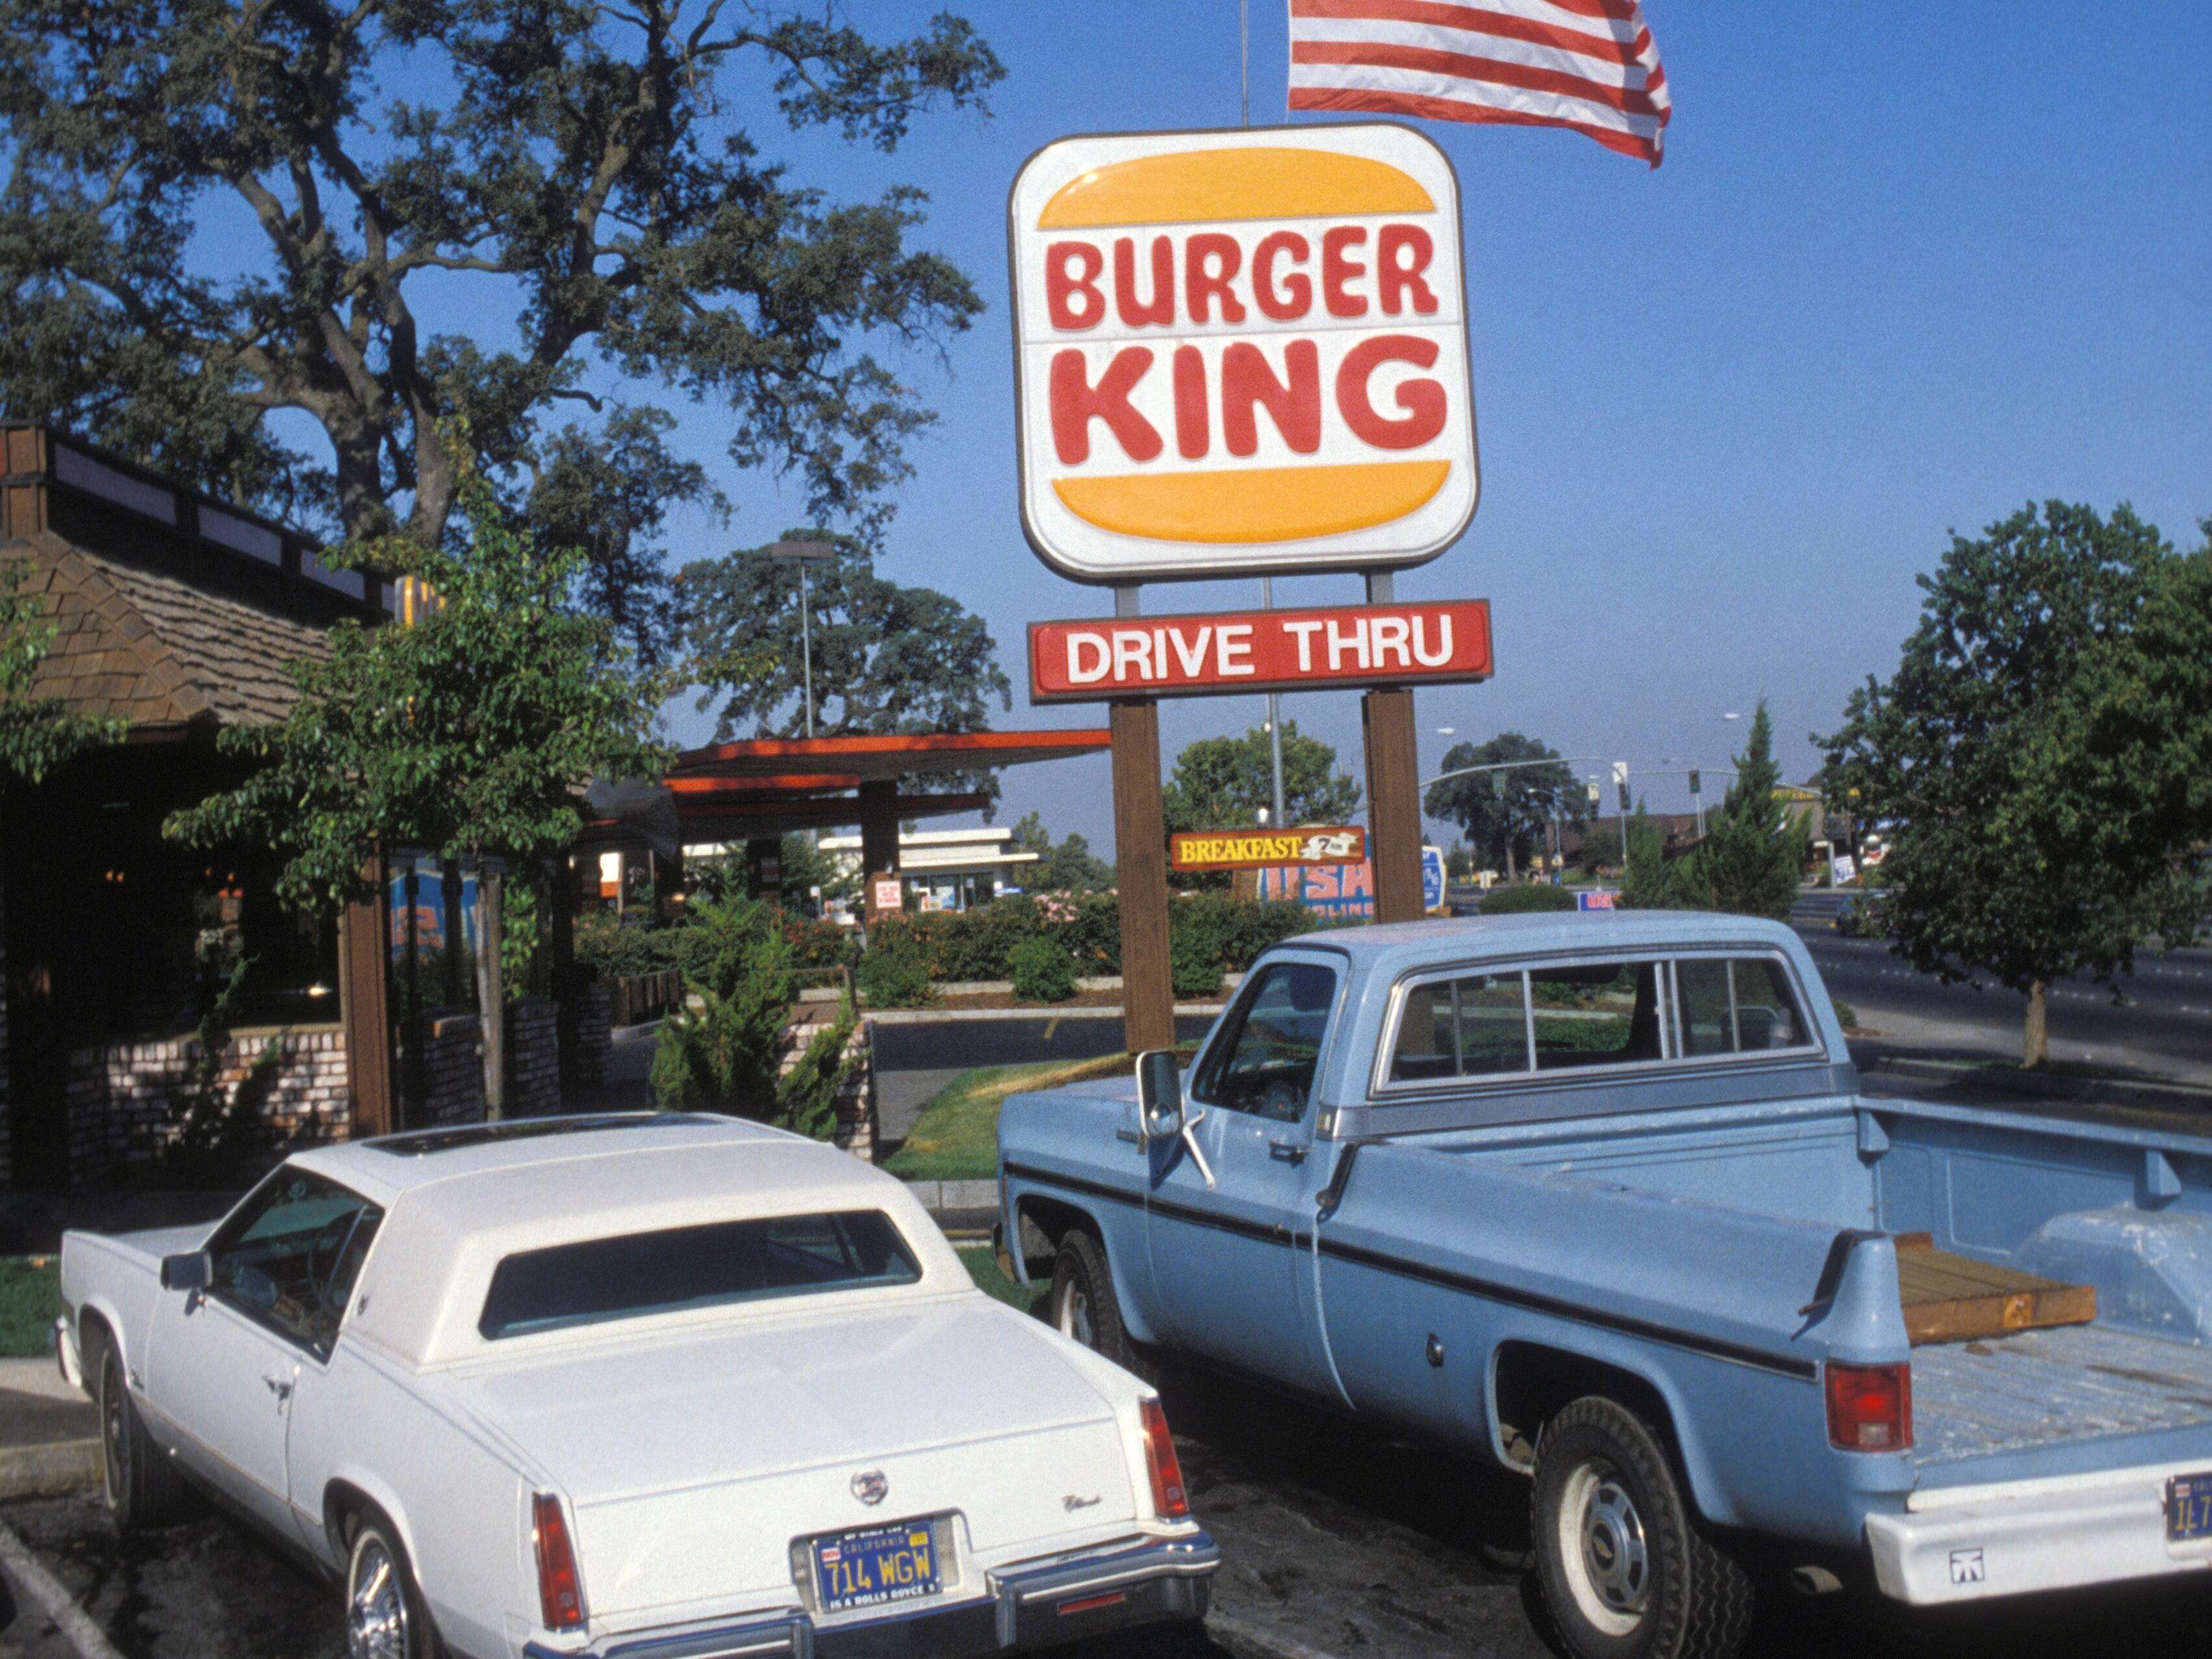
(1423, 732, 1579, 882)
(0, 0, 1002, 662)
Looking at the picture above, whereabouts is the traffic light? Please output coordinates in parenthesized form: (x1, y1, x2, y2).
(1618, 782, 1631, 814)
(1688, 769, 1702, 797)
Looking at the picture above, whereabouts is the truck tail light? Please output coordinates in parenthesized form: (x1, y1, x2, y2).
(1825, 1361, 1912, 1450)
(532, 1492, 587, 1630)
(1140, 1398, 1190, 1519)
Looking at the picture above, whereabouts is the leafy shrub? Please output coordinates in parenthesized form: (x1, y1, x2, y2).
(1479, 882, 1577, 915)
(782, 914, 852, 970)
(1171, 892, 1316, 971)
(1050, 892, 1123, 975)
(857, 939, 934, 1009)
(1170, 929, 1223, 997)
(574, 911, 680, 978)
(1008, 936, 1078, 1003)
(650, 895, 795, 1116)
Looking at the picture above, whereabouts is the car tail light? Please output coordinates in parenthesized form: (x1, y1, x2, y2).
(1826, 1361, 1912, 1450)
(1139, 1398, 1189, 1519)
(532, 1492, 587, 1629)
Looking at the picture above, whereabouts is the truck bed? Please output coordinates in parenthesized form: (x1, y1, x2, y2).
(1914, 1323, 2212, 1467)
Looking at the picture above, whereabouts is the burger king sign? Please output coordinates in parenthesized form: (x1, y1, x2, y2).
(1009, 124, 1476, 583)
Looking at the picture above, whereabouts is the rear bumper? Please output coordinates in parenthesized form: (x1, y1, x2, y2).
(1868, 1461, 2212, 1604)
(524, 1530, 1217, 1659)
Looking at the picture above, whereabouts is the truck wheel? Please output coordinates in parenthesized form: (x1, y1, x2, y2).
(97, 1340, 189, 1532)
(1049, 1231, 1151, 1379)
(344, 1509, 444, 1659)
(1530, 1396, 1752, 1659)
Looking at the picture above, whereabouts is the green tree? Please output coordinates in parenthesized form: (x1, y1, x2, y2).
(683, 537, 1012, 804)
(0, 561, 125, 784)
(0, 0, 1002, 653)
(1444, 840, 1473, 882)
(1423, 732, 1579, 881)
(1672, 702, 1807, 920)
(1821, 502, 2196, 1066)
(1618, 801, 1681, 910)
(1010, 810, 1113, 894)
(167, 443, 668, 911)
(1163, 721, 1360, 835)
(650, 892, 796, 1116)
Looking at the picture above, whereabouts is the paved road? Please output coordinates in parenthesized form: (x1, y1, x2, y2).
(1790, 899, 2212, 1083)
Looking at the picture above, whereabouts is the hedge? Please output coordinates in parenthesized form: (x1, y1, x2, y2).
(870, 892, 1318, 984)
(1478, 882, 1579, 914)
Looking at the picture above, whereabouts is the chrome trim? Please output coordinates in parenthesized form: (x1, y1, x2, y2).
(523, 1530, 1217, 1659)
(1367, 945, 1825, 1102)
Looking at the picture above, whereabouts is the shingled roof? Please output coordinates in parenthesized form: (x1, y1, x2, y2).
(3, 528, 331, 731)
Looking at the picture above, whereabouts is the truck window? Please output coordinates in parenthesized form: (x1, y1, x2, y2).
(1192, 960, 1338, 1120)
(1388, 973, 1531, 1083)
(1676, 958, 1811, 1054)
(1529, 961, 1667, 1070)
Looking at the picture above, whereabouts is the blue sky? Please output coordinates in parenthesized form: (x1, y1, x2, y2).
(338, 2, 2212, 855)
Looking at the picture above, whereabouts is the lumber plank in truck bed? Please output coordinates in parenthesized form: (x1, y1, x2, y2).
(1893, 1232, 2097, 1346)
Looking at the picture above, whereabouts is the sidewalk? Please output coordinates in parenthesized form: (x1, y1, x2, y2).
(0, 1358, 97, 1502)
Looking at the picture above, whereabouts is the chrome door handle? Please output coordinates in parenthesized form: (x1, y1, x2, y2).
(263, 1374, 293, 1402)
(1269, 1138, 1306, 1164)
(1116, 1128, 1145, 1145)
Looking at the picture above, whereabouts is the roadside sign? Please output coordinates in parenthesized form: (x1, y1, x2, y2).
(1028, 598, 1492, 701)
(871, 876, 903, 913)
(1577, 890, 1620, 911)
(1421, 843, 1445, 910)
(1256, 860, 1375, 921)
(1008, 124, 1477, 582)
(1171, 826, 1365, 873)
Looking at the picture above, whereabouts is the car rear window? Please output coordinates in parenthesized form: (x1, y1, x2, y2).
(479, 1211, 922, 1340)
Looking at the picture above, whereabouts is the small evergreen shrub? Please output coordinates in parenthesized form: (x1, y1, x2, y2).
(857, 940, 934, 1009)
(1007, 936, 1078, 1003)
(1478, 882, 1577, 914)
(1170, 929, 1223, 998)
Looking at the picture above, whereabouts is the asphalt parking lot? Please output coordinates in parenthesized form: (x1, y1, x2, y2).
(10, 1357, 2212, 1659)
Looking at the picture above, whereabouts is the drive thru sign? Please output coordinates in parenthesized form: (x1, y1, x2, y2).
(1008, 124, 1477, 582)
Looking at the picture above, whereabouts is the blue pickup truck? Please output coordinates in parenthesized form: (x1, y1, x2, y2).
(995, 914, 2212, 1659)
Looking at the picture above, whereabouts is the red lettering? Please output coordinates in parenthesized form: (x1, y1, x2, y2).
(1336, 335, 1446, 451)
(1113, 237, 1174, 328)
(1050, 348, 1162, 465)
(1172, 345, 1209, 460)
(1321, 226, 1367, 318)
(1045, 242, 1105, 331)
(1377, 225, 1438, 316)
(1252, 231, 1312, 322)
(1221, 341, 1321, 457)
(1184, 234, 1247, 325)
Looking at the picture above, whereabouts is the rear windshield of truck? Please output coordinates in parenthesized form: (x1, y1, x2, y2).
(479, 1210, 921, 1339)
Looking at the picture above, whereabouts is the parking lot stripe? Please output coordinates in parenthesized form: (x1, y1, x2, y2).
(0, 1522, 127, 1659)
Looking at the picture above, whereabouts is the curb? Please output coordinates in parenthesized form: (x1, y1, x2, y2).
(0, 1520, 126, 1659)
(0, 1439, 98, 1502)
(899, 1178, 998, 1215)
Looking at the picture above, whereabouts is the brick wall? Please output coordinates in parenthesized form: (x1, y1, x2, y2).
(777, 1012, 877, 1163)
(574, 983, 612, 1097)
(64, 1025, 349, 1186)
(505, 997, 561, 1118)
(402, 1012, 485, 1129)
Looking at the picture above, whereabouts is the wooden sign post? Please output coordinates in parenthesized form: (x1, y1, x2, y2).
(1008, 125, 1483, 1039)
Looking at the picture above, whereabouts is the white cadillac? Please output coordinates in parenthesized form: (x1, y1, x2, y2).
(55, 1114, 1217, 1659)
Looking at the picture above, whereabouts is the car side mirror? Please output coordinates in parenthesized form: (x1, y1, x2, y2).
(160, 1251, 211, 1294)
(1136, 1050, 1184, 1140)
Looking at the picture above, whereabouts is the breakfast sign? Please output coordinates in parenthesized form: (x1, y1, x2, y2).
(1008, 124, 1477, 582)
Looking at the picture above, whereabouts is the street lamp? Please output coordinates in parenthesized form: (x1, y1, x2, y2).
(769, 539, 837, 738)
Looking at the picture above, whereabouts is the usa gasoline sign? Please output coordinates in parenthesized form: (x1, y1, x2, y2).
(1008, 124, 1477, 583)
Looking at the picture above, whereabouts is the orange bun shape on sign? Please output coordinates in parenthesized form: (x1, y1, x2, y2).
(1008, 125, 1477, 583)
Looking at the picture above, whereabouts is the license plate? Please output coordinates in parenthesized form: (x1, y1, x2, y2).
(811, 1520, 941, 1614)
(2167, 1473, 2212, 1542)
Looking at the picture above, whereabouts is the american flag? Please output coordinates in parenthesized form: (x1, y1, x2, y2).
(1287, 0, 1672, 167)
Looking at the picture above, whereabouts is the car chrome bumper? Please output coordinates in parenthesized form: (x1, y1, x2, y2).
(522, 1530, 1218, 1659)
(1867, 1461, 2212, 1604)
(53, 1317, 82, 1395)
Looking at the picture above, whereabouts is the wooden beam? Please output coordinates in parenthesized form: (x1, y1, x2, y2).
(1363, 687, 1425, 924)
(338, 855, 394, 1138)
(860, 779, 900, 922)
(1112, 697, 1175, 1054)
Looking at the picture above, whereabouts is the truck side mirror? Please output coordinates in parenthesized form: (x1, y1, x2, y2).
(1136, 1050, 1184, 1140)
(160, 1251, 212, 1294)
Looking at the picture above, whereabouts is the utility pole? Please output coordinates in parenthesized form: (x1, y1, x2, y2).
(770, 539, 838, 739)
